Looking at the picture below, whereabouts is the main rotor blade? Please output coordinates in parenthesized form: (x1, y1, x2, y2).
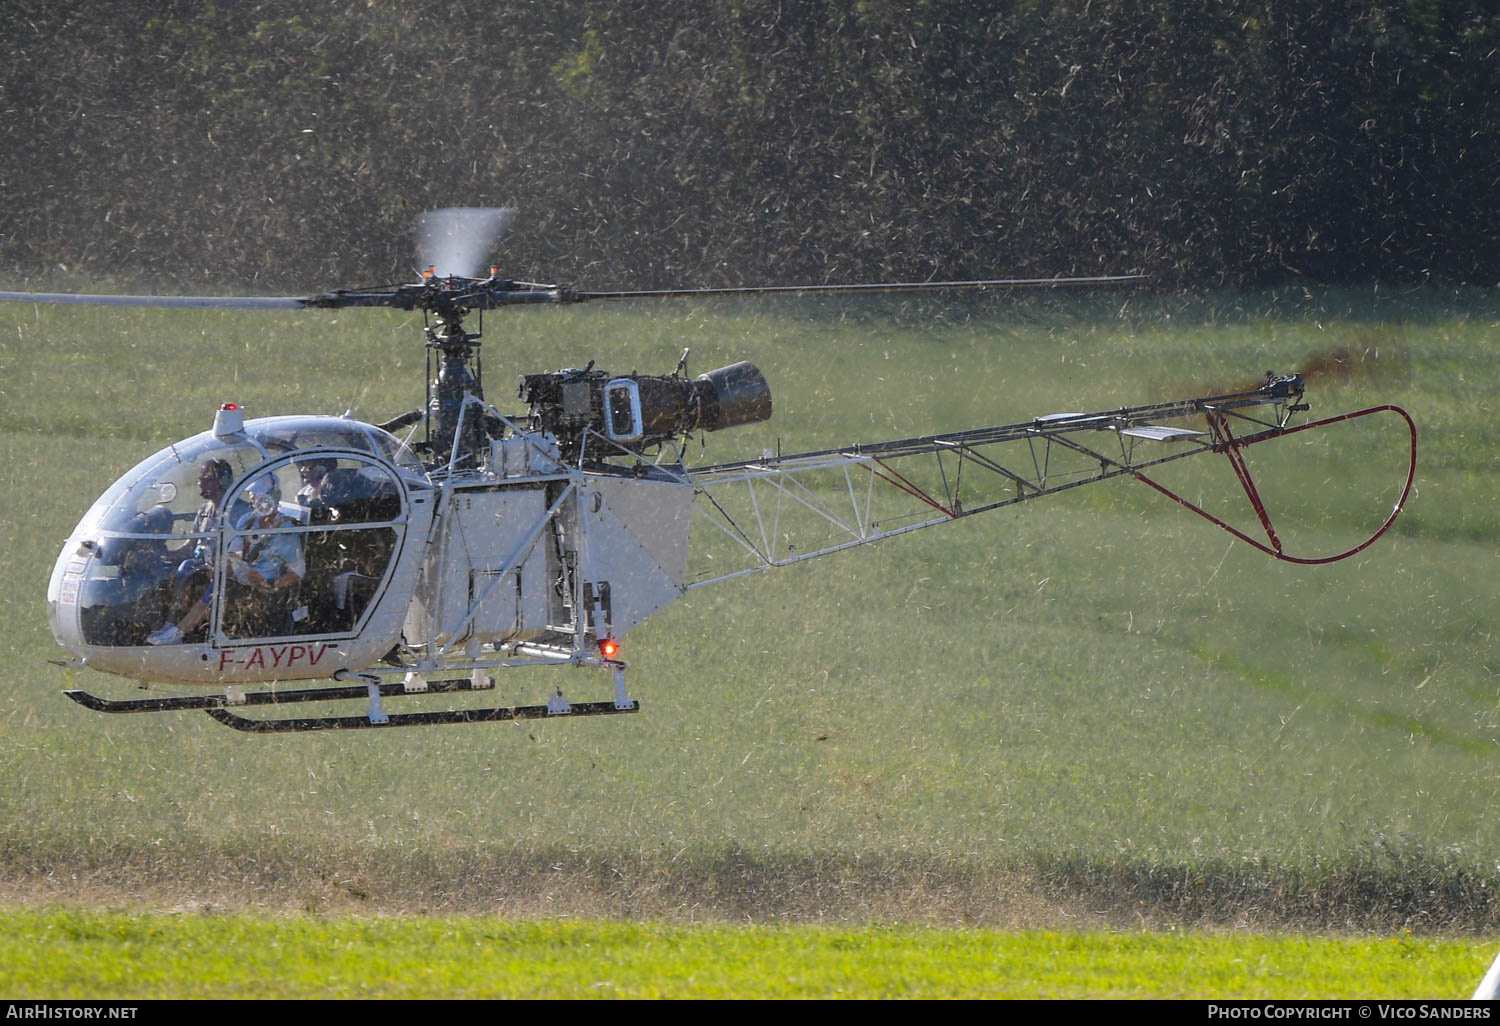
(415, 207, 516, 278)
(0, 273, 1147, 314)
(567, 274, 1147, 302)
(0, 291, 310, 309)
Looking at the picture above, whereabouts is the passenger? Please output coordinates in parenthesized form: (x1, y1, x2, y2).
(147, 475, 305, 645)
(226, 476, 307, 591)
(294, 457, 337, 509)
(112, 506, 176, 601)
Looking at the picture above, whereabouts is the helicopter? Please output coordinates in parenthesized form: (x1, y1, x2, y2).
(9, 209, 1417, 732)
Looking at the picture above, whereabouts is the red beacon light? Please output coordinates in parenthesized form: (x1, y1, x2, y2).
(598, 638, 619, 659)
(213, 402, 245, 437)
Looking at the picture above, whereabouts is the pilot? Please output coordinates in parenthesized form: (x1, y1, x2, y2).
(147, 475, 305, 645)
(165, 459, 247, 571)
(154, 459, 244, 640)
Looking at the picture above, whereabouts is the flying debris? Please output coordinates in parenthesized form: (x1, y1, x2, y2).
(7, 210, 1415, 732)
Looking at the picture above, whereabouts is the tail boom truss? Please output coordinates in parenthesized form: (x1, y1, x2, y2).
(684, 375, 1415, 585)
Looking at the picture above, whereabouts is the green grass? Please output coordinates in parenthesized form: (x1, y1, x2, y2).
(1, 286, 1499, 944)
(0, 909, 1491, 999)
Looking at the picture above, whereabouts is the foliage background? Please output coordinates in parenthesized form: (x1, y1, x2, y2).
(2, 0, 1495, 291)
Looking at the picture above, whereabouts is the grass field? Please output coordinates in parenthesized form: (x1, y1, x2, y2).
(2, 910, 1492, 999)
(1, 284, 1497, 995)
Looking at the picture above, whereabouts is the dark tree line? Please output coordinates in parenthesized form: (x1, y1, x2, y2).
(1, 0, 1494, 290)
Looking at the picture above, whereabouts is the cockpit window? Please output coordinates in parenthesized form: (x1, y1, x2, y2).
(64, 414, 423, 648)
(244, 416, 424, 477)
(77, 435, 264, 547)
(367, 429, 424, 476)
(69, 433, 263, 647)
(217, 454, 407, 642)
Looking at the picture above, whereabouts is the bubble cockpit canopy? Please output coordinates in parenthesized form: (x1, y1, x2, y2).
(50, 413, 426, 652)
(71, 415, 422, 550)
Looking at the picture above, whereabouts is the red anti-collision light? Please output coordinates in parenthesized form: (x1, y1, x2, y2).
(598, 639, 619, 659)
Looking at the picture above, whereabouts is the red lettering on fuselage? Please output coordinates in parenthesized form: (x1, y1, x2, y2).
(214, 643, 332, 675)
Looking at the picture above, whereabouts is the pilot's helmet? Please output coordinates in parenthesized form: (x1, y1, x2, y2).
(244, 475, 282, 517)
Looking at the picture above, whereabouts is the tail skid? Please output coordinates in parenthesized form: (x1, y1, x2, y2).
(1133, 404, 1417, 565)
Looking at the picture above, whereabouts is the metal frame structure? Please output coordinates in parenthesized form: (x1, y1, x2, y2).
(684, 374, 1415, 584)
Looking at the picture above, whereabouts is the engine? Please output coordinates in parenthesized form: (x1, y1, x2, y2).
(517, 361, 772, 455)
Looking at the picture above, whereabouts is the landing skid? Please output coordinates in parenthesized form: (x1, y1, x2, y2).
(63, 667, 638, 733)
(206, 698, 638, 733)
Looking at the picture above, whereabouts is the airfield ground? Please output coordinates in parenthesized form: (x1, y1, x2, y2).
(1, 287, 1496, 995)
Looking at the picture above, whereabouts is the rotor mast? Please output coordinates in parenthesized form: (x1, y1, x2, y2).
(423, 293, 486, 467)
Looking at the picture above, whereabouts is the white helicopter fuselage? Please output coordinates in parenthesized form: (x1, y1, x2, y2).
(46, 406, 692, 687)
